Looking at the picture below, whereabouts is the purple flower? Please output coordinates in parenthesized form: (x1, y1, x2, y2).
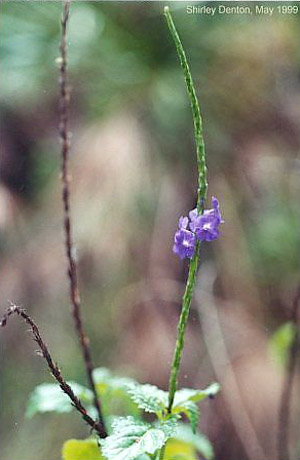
(173, 215, 196, 259)
(173, 197, 224, 259)
(189, 197, 224, 242)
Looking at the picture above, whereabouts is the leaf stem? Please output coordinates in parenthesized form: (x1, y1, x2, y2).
(164, 6, 208, 412)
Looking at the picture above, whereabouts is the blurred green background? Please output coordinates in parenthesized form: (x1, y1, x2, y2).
(1, 2, 300, 459)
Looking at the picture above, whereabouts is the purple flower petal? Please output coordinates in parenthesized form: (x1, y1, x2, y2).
(178, 216, 189, 230)
(211, 196, 224, 224)
(189, 208, 198, 222)
(173, 228, 196, 259)
(188, 197, 223, 242)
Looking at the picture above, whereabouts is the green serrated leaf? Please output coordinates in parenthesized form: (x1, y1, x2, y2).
(100, 417, 177, 460)
(26, 382, 93, 418)
(175, 424, 214, 460)
(93, 368, 140, 418)
(269, 322, 297, 368)
(173, 383, 220, 407)
(93, 368, 138, 390)
(172, 401, 199, 433)
(126, 384, 168, 415)
(62, 439, 104, 460)
(171, 383, 219, 432)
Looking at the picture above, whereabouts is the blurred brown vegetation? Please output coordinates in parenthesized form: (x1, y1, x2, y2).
(1, 2, 300, 459)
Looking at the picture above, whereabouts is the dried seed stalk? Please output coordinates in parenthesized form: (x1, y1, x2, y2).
(59, 1, 107, 437)
(0, 304, 106, 437)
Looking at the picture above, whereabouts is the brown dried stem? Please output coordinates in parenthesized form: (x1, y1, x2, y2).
(278, 286, 300, 460)
(59, 1, 107, 437)
(0, 304, 106, 437)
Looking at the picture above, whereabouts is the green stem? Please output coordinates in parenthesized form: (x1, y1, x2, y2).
(168, 243, 200, 411)
(164, 6, 208, 412)
(164, 6, 207, 212)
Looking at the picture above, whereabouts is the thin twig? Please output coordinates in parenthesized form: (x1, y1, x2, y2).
(0, 304, 106, 437)
(278, 286, 300, 460)
(59, 1, 107, 437)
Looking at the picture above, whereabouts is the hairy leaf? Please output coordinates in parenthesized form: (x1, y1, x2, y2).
(126, 384, 168, 414)
(100, 416, 177, 460)
(26, 382, 93, 418)
(172, 401, 199, 433)
(93, 368, 138, 389)
(62, 439, 104, 460)
(173, 383, 220, 407)
(93, 368, 140, 418)
(171, 383, 219, 432)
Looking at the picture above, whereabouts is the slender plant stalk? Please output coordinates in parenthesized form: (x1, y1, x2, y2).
(167, 245, 200, 412)
(0, 304, 105, 437)
(164, 7, 208, 413)
(164, 6, 207, 214)
(59, 1, 107, 438)
(278, 287, 300, 460)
